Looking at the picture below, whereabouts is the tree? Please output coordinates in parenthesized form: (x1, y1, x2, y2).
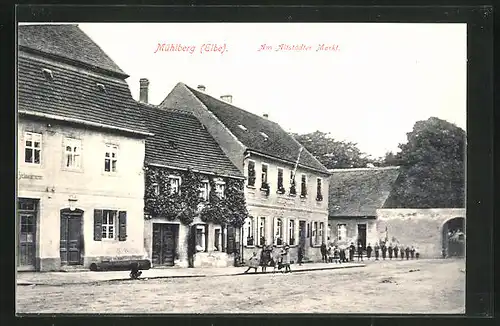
(292, 131, 375, 169)
(385, 117, 466, 208)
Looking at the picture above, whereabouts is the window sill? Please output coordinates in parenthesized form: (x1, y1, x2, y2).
(300, 196, 307, 200)
(245, 245, 256, 248)
(288, 193, 297, 197)
(61, 167, 84, 173)
(246, 185, 256, 189)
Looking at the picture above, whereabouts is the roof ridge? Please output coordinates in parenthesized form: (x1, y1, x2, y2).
(137, 102, 195, 116)
(329, 166, 401, 172)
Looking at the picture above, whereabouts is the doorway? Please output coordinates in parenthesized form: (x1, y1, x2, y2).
(152, 223, 179, 266)
(442, 217, 465, 257)
(60, 209, 84, 265)
(357, 224, 367, 249)
(17, 198, 38, 270)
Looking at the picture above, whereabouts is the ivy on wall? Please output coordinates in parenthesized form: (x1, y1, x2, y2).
(144, 165, 250, 227)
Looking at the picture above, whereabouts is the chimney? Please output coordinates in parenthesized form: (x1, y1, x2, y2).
(139, 78, 149, 103)
(220, 95, 233, 103)
(263, 113, 269, 119)
(197, 85, 206, 92)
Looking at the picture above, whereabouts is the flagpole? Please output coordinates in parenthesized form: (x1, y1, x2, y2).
(291, 146, 304, 187)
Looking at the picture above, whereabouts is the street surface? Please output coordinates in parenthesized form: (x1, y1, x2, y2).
(16, 258, 465, 314)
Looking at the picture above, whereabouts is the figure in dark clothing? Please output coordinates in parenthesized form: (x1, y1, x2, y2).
(388, 245, 393, 260)
(340, 246, 346, 263)
(357, 242, 363, 261)
(366, 244, 373, 260)
(320, 242, 327, 263)
(374, 243, 380, 260)
(393, 245, 399, 259)
(410, 246, 415, 259)
(401, 245, 405, 260)
(349, 243, 355, 262)
(381, 244, 387, 260)
(297, 244, 304, 266)
(405, 247, 410, 260)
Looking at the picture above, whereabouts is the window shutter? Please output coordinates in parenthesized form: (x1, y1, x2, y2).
(189, 224, 197, 255)
(221, 227, 226, 252)
(93, 209, 103, 241)
(310, 222, 314, 246)
(118, 211, 127, 241)
(204, 224, 209, 252)
(273, 217, 277, 244)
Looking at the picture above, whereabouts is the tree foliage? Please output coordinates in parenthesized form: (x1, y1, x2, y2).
(385, 117, 466, 208)
(291, 131, 375, 169)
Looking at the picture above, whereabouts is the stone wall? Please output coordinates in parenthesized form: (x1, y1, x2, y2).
(376, 208, 466, 258)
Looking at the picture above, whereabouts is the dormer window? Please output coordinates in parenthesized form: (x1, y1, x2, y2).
(260, 132, 269, 140)
(96, 83, 107, 93)
(238, 124, 248, 131)
(42, 68, 53, 81)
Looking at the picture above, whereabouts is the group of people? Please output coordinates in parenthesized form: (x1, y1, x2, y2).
(320, 241, 420, 263)
(244, 243, 292, 273)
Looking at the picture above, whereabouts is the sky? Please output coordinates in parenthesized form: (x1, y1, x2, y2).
(75, 23, 466, 158)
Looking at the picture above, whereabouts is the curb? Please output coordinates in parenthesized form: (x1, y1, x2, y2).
(17, 264, 366, 286)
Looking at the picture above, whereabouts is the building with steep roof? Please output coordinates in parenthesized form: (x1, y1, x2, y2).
(160, 83, 331, 263)
(17, 24, 151, 271)
(328, 166, 401, 249)
(136, 84, 245, 267)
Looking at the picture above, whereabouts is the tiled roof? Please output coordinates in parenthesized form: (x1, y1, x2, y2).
(329, 166, 401, 217)
(184, 85, 329, 174)
(138, 103, 243, 178)
(18, 24, 127, 77)
(18, 52, 150, 136)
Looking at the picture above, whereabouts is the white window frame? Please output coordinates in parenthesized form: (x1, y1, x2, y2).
(199, 180, 210, 201)
(102, 210, 117, 240)
(24, 132, 42, 165)
(312, 221, 318, 245)
(169, 176, 181, 194)
(214, 226, 222, 251)
(257, 217, 266, 246)
(247, 160, 256, 187)
(104, 144, 118, 173)
(288, 219, 296, 246)
(319, 222, 324, 244)
(300, 174, 307, 197)
(64, 138, 82, 170)
(338, 224, 347, 241)
(195, 224, 207, 252)
(261, 163, 269, 187)
(215, 180, 226, 198)
(274, 218, 284, 245)
(244, 217, 255, 246)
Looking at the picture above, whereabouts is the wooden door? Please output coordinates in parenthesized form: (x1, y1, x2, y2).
(357, 224, 367, 249)
(60, 209, 83, 265)
(152, 223, 178, 266)
(18, 212, 36, 268)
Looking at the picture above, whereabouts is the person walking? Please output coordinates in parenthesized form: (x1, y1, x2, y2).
(410, 246, 415, 259)
(401, 245, 405, 260)
(320, 242, 327, 263)
(297, 243, 304, 266)
(349, 242, 355, 262)
(357, 242, 364, 261)
(381, 243, 387, 260)
(388, 244, 393, 260)
(281, 244, 291, 273)
(366, 243, 373, 260)
(333, 245, 340, 263)
(374, 243, 380, 260)
(393, 244, 399, 259)
(405, 246, 410, 260)
(339, 245, 346, 263)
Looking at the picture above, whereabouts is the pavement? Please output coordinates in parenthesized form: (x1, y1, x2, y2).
(16, 261, 366, 286)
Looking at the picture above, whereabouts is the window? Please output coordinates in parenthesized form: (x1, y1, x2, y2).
(64, 138, 82, 169)
(244, 217, 255, 246)
(288, 219, 296, 245)
(214, 228, 222, 251)
(260, 132, 269, 140)
(247, 161, 256, 187)
(195, 225, 207, 252)
(338, 224, 347, 241)
(274, 218, 283, 245)
(93, 209, 127, 241)
(319, 222, 324, 244)
(301, 174, 307, 197)
(290, 170, 297, 195)
(311, 221, 318, 246)
(169, 177, 181, 194)
(238, 124, 248, 131)
(152, 183, 160, 196)
(199, 181, 210, 201)
(24, 132, 42, 164)
(258, 217, 266, 246)
(277, 168, 285, 193)
(104, 144, 118, 172)
(261, 164, 269, 189)
(215, 181, 225, 198)
(96, 83, 107, 93)
(42, 68, 53, 81)
(316, 178, 323, 200)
